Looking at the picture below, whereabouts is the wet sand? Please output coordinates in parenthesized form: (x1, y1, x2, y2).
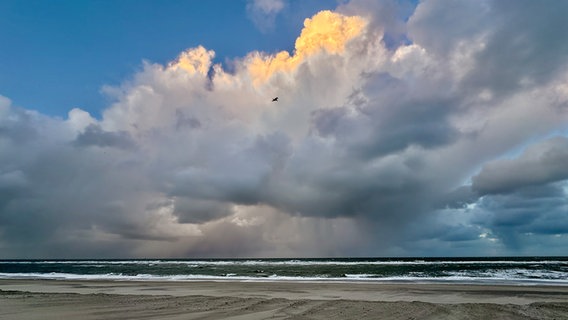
(1, 279, 567, 319)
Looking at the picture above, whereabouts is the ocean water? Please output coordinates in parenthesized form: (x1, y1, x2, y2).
(1, 257, 567, 285)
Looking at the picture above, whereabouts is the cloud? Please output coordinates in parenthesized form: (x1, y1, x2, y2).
(0, 104, 40, 143)
(472, 137, 568, 195)
(2, 0, 568, 258)
(470, 182, 568, 252)
(74, 124, 137, 150)
(406, 0, 491, 56)
(245, 10, 367, 85)
(464, 0, 568, 97)
(247, 0, 287, 32)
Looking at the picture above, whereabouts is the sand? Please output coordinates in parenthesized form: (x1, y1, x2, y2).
(1, 280, 567, 319)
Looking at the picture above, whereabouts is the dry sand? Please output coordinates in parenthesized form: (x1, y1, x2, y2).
(1, 279, 567, 319)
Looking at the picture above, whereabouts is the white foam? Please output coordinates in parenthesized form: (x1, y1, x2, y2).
(1, 272, 567, 285)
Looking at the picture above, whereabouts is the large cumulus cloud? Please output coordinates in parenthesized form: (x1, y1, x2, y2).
(1, 0, 568, 258)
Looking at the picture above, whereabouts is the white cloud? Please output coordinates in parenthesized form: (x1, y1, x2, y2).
(247, 0, 287, 32)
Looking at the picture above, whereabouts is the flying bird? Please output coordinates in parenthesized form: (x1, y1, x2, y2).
(272, 97, 278, 102)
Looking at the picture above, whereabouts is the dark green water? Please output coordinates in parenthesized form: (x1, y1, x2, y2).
(1, 257, 567, 284)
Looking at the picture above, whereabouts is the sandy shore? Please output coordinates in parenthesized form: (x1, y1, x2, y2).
(1, 280, 567, 319)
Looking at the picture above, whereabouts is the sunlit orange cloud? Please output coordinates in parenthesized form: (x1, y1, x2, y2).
(247, 10, 366, 85)
(169, 45, 215, 75)
(166, 11, 366, 87)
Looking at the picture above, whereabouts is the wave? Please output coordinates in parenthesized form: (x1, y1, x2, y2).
(2, 271, 567, 285)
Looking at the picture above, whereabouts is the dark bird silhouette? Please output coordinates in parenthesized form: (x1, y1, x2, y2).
(272, 97, 278, 102)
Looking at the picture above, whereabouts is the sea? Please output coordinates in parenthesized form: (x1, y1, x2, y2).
(1, 257, 567, 285)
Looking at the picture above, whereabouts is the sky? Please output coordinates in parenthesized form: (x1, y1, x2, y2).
(0, 0, 567, 259)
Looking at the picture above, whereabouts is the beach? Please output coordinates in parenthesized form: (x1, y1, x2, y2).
(1, 280, 567, 319)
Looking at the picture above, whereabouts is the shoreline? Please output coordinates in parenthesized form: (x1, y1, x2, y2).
(2, 275, 568, 286)
(2, 279, 568, 319)
(2, 279, 568, 303)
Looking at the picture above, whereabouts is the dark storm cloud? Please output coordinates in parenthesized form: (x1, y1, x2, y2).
(472, 137, 568, 195)
(466, 0, 568, 97)
(175, 109, 201, 130)
(173, 198, 234, 224)
(0, 107, 38, 143)
(471, 183, 568, 250)
(0, 142, 144, 243)
(408, 0, 568, 99)
(430, 136, 568, 253)
(311, 107, 348, 138)
(407, 0, 490, 56)
(167, 132, 292, 207)
(74, 124, 137, 150)
(0, 104, 173, 258)
(410, 219, 481, 243)
(356, 96, 458, 158)
(435, 185, 478, 209)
